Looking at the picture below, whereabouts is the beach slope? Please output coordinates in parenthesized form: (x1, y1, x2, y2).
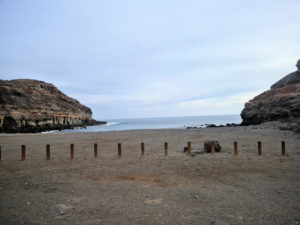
(0, 127, 299, 224)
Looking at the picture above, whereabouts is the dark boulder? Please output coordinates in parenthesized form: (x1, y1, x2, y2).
(204, 141, 222, 153)
(183, 147, 188, 153)
(206, 124, 217, 128)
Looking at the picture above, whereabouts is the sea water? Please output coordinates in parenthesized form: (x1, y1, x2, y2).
(58, 114, 242, 133)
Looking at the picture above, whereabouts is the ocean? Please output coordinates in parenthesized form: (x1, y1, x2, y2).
(57, 114, 242, 133)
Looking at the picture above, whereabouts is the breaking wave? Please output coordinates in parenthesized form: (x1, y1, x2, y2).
(105, 122, 120, 126)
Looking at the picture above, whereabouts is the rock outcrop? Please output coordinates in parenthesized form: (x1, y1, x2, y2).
(204, 141, 222, 153)
(241, 60, 300, 130)
(0, 79, 105, 133)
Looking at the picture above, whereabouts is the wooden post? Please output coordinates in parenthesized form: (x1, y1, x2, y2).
(234, 141, 238, 156)
(70, 144, 74, 159)
(141, 143, 145, 157)
(211, 142, 215, 156)
(21, 145, 26, 161)
(0, 145, 1, 160)
(94, 143, 98, 158)
(187, 142, 192, 156)
(46, 144, 50, 160)
(118, 143, 122, 158)
(164, 142, 168, 156)
(258, 141, 262, 156)
(281, 141, 286, 156)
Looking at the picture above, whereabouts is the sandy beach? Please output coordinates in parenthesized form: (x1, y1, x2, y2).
(0, 126, 300, 225)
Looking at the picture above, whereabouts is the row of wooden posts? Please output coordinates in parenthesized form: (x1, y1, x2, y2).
(0, 141, 287, 161)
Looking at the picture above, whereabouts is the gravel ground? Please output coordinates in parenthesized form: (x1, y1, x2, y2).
(0, 127, 300, 225)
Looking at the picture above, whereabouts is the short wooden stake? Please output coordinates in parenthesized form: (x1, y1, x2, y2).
(21, 145, 26, 161)
(118, 143, 122, 158)
(94, 143, 98, 158)
(46, 144, 50, 160)
(70, 144, 74, 159)
(164, 142, 168, 156)
(0, 145, 1, 160)
(258, 141, 262, 156)
(281, 141, 286, 156)
(211, 142, 215, 156)
(187, 142, 192, 156)
(234, 141, 238, 156)
(141, 142, 145, 157)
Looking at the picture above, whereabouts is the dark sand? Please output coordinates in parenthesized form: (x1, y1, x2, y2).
(0, 127, 300, 225)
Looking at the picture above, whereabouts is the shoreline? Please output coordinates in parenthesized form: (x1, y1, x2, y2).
(0, 121, 290, 136)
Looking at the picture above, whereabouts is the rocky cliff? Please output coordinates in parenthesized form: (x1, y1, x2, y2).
(241, 60, 300, 131)
(0, 79, 105, 133)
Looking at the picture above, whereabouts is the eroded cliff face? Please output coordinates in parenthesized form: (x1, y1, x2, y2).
(241, 61, 300, 130)
(0, 79, 103, 133)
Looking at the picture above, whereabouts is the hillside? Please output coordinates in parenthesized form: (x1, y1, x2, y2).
(0, 79, 105, 132)
(241, 59, 300, 131)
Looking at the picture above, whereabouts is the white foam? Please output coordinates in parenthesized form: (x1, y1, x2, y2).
(105, 122, 119, 126)
(41, 130, 57, 134)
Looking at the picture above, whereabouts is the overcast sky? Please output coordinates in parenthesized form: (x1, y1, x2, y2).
(0, 0, 299, 120)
